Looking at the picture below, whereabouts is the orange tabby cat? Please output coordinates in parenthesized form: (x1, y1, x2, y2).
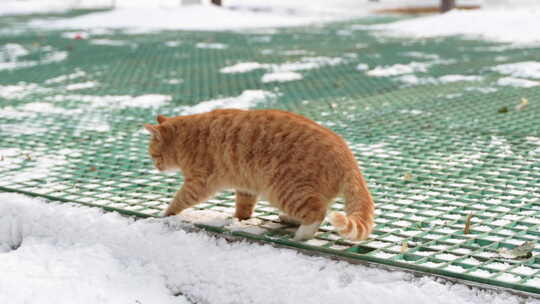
(144, 109, 375, 241)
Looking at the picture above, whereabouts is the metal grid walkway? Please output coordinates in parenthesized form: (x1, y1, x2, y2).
(1, 11, 540, 295)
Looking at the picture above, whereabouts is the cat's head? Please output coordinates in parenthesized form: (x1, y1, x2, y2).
(144, 115, 179, 172)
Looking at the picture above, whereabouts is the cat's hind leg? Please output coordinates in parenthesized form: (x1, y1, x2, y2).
(164, 177, 215, 216)
(294, 221, 323, 241)
(278, 213, 301, 226)
(284, 196, 327, 241)
(235, 191, 258, 220)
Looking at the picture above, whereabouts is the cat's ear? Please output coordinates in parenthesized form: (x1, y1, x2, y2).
(144, 123, 162, 141)
(156, 115, 169, 124)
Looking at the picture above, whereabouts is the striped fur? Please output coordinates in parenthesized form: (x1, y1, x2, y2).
(144, 109, 375, 241)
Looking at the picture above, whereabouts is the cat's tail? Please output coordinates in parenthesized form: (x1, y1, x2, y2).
(329, 169, 375, 241)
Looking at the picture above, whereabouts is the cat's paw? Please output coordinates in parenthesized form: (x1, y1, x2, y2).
(293, 221, 321, 241)
(163, 208, 178, 217)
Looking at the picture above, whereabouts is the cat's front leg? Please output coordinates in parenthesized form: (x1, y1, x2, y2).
(234, 191, 258, 220)
(164, 177, 214, 216)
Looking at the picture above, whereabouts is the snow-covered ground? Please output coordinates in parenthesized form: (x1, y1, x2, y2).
(2, 1, 540, 303)
(0, 193, 536, 304)
(0, 0, 482, 17)
(2, 0, 537, 43)
(372, 1, 540, 44)
(4, 0, 483, 31)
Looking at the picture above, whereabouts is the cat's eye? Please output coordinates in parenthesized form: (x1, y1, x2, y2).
(150, 153, 162, 158)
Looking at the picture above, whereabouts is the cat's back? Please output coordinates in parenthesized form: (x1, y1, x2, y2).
(205, 109, 342, 142)
(199, 109, 351, 160)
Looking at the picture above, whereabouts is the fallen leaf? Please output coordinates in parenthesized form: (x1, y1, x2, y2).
(498, 241, 535, 259)
(498, 106, 509, 113)
(400, 241, 409, 253)
(464, 213, 474, 234)
(516, 98, 529, 111)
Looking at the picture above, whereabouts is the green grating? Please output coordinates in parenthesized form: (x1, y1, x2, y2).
(2, 10, 540, 295)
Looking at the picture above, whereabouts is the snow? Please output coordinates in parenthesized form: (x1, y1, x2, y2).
(0, 44, 29, 61)
(367, 62, 432, 77)
(373, 5, 540, 45)
(90, 39, 133, 47)
(165, 41, 181, 47)
(0, 44, 68, 72)
(196, 42, 228, 49)
(465, 87, 498, 93)
(0, 1, 71, 16)
(165, 78, 183, 85)
(178, 90, 277, 115)
(438, 75, 483, 83)
(492, 62, 540, 79)
(496, 77, 539, 88)
(25, 1, 488, 32)
(0, 193, 535, 304)
(45, 70, 87, 84)
(220, 62, 267, 74)
(276, 56, 346, 72)
(32, 5, 350, 32)
(0, 148, 75, 183)
(261, 71, 303, 83)
(393, 74, 482, 86)
(45, 94, 173, 108)
(220, 57, 349, 83)
(0, 83, 50, 100)
(12, 0, 408, 31)
(356, 63, 369, 71)
(64, 81, 99, 91)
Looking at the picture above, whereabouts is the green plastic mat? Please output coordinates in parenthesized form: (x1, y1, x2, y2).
(1, 11, 540, 295)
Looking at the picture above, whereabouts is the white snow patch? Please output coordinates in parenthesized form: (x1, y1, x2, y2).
(45, 70, 87, 84)
(394, 75, 438, 86)
(19, 102, 79, 114)
(30, 1, 388, 32)
(261, 71, 303, 83)
(61, 31, 90, 40)
(394, 74, 482, 86)
(350, 142, 401, 158)
(225, 218, 267, 235)
(165, 41, 181, 47)
(45, 94, 172, 108)
(90, 39, 132, 47)
(179, 90, 277, 115)
(276, 56, 345, 72)
(492, 62, 540, 79)
(0, 123, 47, 136)
(65, 81, 98, 91)
(373, 7, 540, 45)
(496, 77, 539, 88)
(438, 75, 483, 83)
(42, 49, 69, 63)
(196, 42, 228, 49)
(0, 45, 68, 71)
(221, 57, 348, 81)
(0, 43, 28, 61)
(0, 148, 75, 183)
(356, 63, 369, 71)
(165, 79, 183, 85)
(0, 193, 533, 304)
(367, 62, 431, 77)
(0, 83, 50, 100)
(281, 50, 313, 56)
(220, 62, 267, 74)
(177, 209, 230, 227)
(465, 87, 498, 94)
(107, 94, 172, 108)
